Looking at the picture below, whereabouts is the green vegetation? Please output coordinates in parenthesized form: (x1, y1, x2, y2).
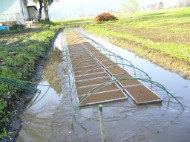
(84, 26, 190, 62)
(0, 27, 23, 35)
(0, 21, 61, 139)
(54, 18, 92, 28)
(83, 8, 190, 78)
(0, 25, 24, 35)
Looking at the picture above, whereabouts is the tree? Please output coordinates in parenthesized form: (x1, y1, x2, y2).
(43, 0, 54, 21)
(33, 0, 43, 20)
(43, 0, 49, 21)
(127, 0, 138, 14)
(33, 0, 54, 21)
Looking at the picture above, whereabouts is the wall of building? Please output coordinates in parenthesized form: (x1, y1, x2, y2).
(0, 0, 20, 14)
(0, 0, 29, 24)
(19, 0, 29, 20)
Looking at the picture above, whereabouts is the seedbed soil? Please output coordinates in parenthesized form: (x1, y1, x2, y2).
(75, 72, 108, 81)
(78, 90, 126, 105)
(77, 84, 119, 96)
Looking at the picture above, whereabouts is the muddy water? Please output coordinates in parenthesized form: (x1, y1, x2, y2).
(17, 30, 190, 142)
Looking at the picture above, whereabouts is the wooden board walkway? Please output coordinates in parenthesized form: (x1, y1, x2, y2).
(65, 29, 161, 106)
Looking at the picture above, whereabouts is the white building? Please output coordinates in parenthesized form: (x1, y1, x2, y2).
(0, 0, 38, 25)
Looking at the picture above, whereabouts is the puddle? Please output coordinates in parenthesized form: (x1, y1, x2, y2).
(17, 30, 190, 142)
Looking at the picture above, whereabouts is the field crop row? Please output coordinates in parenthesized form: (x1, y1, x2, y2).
(0, 24, 60, 139)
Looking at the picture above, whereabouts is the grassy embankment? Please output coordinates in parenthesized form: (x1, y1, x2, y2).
(55, 17, 92, 28)
(82, 8, 190, 79)
(0, 21, 62, 139)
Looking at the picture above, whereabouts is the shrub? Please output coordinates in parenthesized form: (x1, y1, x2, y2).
(94, 13, 118, 23)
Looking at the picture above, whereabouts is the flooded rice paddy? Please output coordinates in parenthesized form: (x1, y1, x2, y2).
(17, 30, 190, 142)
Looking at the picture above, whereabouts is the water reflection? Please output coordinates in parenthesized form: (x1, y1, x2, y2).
(17, 32, 64, 142)
(42, 48, 62, 94)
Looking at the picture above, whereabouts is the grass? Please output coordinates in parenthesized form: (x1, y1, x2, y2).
(84, 26, 190, 62)
(82, 8, 190, 78)
(54, 17, 92, 28)
(0, 27, 23, 35)
(0, 21, 61, 140)
(0, 24, 25, 35)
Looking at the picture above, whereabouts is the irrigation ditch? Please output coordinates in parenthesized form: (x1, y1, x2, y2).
(16, 28, 190, 142)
